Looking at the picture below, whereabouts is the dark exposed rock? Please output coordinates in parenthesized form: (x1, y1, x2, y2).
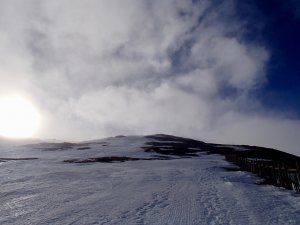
(64, 156, 172, 163)
(0, 157, 38, 162)
(77, 147, 91, 150)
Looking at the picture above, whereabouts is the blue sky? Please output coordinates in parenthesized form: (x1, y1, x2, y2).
(236, 0, 300, 115)
(0, 0, 299, 154)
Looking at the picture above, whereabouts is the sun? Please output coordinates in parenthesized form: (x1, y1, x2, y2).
(0, 96, 40, 138)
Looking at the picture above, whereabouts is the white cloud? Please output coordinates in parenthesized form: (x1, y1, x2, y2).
(209, 111, 300, 156)
(0, 0, 299, 155)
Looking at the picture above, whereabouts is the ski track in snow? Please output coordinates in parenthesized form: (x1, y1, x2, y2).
(0, 137, 300, 225)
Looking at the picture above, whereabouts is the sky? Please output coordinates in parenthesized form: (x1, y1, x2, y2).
(0, 0, 299, 155)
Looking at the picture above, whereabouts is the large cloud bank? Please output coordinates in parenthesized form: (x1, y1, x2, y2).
(0, 0, 299, 155)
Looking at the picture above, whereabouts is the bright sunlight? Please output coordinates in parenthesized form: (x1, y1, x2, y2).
(0, 96, 40, 138)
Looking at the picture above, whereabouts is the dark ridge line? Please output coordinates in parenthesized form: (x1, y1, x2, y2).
(146, 134, 300, 161)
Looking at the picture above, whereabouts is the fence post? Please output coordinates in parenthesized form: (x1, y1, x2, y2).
(296, 161, 300, 191)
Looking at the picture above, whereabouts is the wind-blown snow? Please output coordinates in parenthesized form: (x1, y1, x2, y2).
(0, 136, 300, 225)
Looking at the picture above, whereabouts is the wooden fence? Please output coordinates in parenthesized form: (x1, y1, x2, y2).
(225, 154, 300, 192)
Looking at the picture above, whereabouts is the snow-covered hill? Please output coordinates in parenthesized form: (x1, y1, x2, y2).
(0, 137, 41, 147)
(0, 134, 300, 224)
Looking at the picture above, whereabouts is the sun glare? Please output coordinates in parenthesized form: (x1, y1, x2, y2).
(0, 96, 40, 138)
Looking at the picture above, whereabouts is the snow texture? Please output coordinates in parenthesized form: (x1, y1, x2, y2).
(0, 135, 300, 225)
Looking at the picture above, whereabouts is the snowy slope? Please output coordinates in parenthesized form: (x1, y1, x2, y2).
(0, 135, 300, 225)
